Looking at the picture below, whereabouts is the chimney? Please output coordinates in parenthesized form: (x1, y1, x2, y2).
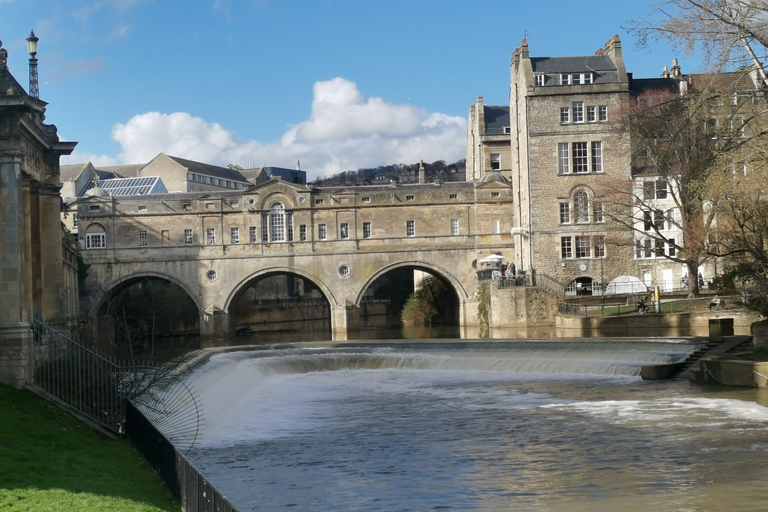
(661, 65, 670, 78)
(671, 58, 682, 77)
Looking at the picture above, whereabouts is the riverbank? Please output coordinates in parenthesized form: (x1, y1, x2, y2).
(0, 384, 178, 512)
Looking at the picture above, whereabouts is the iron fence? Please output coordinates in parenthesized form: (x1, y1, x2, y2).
(559, 295, 742, 317)
(127, 400, 240, 512)
(31, 317, 124, 432)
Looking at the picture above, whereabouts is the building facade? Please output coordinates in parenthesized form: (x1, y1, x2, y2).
(470, 36, 689, 295)
(0, 45, 77, 386)
(76, 176, 516, 338)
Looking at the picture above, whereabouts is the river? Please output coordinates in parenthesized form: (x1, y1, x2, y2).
(183, 340, 768, 511)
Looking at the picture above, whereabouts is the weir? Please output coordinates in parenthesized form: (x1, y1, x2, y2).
(177, 338, 768, 512)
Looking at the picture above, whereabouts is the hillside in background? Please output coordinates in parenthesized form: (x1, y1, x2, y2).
(311, 159, 466, 186)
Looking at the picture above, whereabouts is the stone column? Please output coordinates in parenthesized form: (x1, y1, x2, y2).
(38, 184, 65, 320)
(0, 152, 33, 386)
(199, 306, 231, 348)
(330, 301, 359, 341)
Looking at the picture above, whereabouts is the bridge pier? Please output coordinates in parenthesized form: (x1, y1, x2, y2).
(200, 307, 231, 346)
(331, 302, 360, 341)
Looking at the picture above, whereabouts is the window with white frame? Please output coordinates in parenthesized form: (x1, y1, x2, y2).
(559, 202, 571, 224)
(249, 226, 257, 243)
(261, 215, 269, 242)
(318, 224, 327, 240)
(573, 142, 589, 173)
(138, 230, 148, 247)
(598, 105, 607, 121)
(635, 238, 676, 259)
(558, 143, 570, 174)
(299, 224, 307, 241)
(561, 237, 573, 258)
(450, 219, 459, 235)
(591, 142, 603, 172)
(572, 102, 584, 123)
(286, 213, 294, 242)
(594, 236, 606, 257)
(206, 228, 216, 245)
(560, 107, 570, 124)
(184, 229, 193, 245)
(643, 180, 668, 200)
(587, 106, 596, 122)
(340, 222, 350, 239)
(490, 153, 501, 170)
(491, 218, 500, 234)
(270, 202, 286, 242)
(72, 214, 78, 228)
(230, 227, 240, 244)
(575, 236, 591, 258)
(535, 74, 545, 86)
(363, 222, 372, 239)
(643, 210, 666, 232)
(558, 142, 602, 174)
(86, 231, 106, 249)
(406, 220, 415, 237)
(561, 235, 604, 259)
(560, 73, 571, 85)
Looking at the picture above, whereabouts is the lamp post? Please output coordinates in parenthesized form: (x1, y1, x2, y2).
(599, 243, 605, 312)
(26, 30, 39, 99)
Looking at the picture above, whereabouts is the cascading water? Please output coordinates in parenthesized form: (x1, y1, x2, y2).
(183, 340, 768, 511)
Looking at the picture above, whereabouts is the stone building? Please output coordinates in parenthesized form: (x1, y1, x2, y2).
(0, 45, 77, 386)
(470, 36, 690, 295)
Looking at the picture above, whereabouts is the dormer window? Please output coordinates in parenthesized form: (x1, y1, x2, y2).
(535, 74, 545, 86)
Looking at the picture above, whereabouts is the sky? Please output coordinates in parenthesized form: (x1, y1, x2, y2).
(0, 0, 698, 181)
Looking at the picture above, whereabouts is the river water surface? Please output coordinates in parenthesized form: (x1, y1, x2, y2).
(184, 340, 768, 511)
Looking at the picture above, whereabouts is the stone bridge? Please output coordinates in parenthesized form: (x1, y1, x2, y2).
(76, 177, 516, 339)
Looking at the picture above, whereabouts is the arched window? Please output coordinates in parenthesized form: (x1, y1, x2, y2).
(574, 190, 590, 223)
(85, 223, 106, 249)
(270, 202, 285, 242)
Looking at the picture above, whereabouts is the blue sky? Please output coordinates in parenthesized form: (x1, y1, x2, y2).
(1, 0, 696, 180)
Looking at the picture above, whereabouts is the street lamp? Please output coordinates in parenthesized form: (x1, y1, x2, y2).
(26, 30, 39, 98)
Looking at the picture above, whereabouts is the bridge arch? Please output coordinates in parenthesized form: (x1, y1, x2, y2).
(89, 270, 204, 318)
(354, 260, 470, 307)
(224, 266, 337, 313)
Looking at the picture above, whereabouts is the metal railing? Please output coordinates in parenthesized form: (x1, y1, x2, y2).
(31, 318, 124, 432)
(558, 295, 742, 317)
(30, 318, 204, 449)
(127, 400, 240, 512)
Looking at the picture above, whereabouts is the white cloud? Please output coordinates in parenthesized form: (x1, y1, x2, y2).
(95, 78, 467, 181)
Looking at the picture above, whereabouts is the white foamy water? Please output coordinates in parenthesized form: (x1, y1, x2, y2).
(184, 342, 768, 511)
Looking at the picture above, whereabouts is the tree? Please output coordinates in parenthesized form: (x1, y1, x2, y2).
(629, 0, 768, 80)
(603, 78, 759, 296)
(401, 275, 452, 326)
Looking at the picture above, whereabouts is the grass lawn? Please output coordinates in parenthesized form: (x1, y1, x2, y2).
(0, 384, 179, 512)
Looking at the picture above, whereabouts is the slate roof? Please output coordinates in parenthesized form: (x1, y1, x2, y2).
(483, 106, 510, 134)
(531, 55, 620, 84)
(60, 164, 89, 181)
(630, 77, 679, 96)
(95, 163, 146, 178)
(167, 155, 249, 183)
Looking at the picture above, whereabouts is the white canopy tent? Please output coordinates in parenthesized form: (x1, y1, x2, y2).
(604, 275, 648, 295)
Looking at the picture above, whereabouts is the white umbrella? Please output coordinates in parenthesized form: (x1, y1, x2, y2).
(478, 254, 504, 263)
